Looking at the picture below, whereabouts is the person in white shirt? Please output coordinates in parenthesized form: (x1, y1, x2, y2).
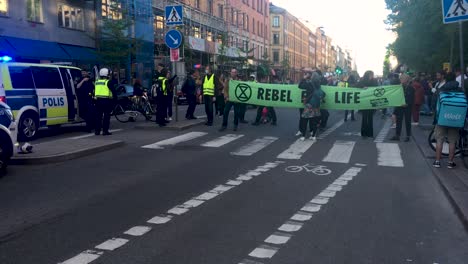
(455, 68, 467, 88)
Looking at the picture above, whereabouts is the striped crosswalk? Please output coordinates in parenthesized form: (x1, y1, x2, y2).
(140, 130, 405, 167)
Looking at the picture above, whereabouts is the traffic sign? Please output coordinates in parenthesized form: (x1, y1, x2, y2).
(442, 0, 468, 24)
(165, 5, 183, 25)
(165, 29, 182, 49)
(170, 49, 180, 62)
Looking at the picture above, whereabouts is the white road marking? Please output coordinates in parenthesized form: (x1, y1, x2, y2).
(326, 184, 343, 192)
(319, 190, 337, 198)
(322, 141, 356, 163)
(142, 132, 207, 149)
(226, 180, 243, 186)
(59, 250, 103, 264)
(70, 129, 123, 140)
(254, 167, 270, 172)
(290, 212, 313, 222)
(277, 138, 316, 160)
(301, 203, 322, 213)
(237, 175, 253, 181)
(201, 134, 244, 147)
(376, 143, 404, 167)
(124, 226, 152, 236)
(95, 238, 129, 251)
(183, 199, 205, 208)
(317, 120, 345, 139)
(211, 185, 234, 193)
(278, 221, 303, 232)
(245, 171, 261, 176)
(248, 245, 279, 259)
(355, 163, 367, 167)
(196, 191, 219, 201)
(310, 196, 329, 205)
(147, 215, 172, 224)
(264, 232, 292, 245)
(195, 115, 207, 119)
(374, 119, 392, 143)
(231, 137, 278, 156)
(167, 206, 189, 215)
(333, 179, 349, 186)
(239, 259, 264, 264)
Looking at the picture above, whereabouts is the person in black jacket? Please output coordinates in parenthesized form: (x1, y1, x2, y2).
(357, 70, 379, 138)
(295, 68, 315, 136)
(182, 69, 199, 119)
(390, 74, 415, 142)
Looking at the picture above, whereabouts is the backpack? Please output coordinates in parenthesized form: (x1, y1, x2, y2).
(151, 80, 162, 98)
(436, 91, 468, 128)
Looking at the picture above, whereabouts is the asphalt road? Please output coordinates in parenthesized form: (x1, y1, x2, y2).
(0, 108, 467, 264)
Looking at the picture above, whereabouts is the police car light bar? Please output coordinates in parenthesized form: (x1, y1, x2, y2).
(0, 56, 12, 62)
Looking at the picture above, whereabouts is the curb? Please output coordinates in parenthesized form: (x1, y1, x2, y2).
(412, 130, 468, 231)
(10, 140, 125, 165)
(135, 120, 205, 131)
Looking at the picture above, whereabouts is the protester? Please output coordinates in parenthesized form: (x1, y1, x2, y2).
(296, 68, 315, 136)
(182, 69, 199, 120)
(357, 70, 378, 138)
(201, 65, 220, 126)
(339, 75, 356, 122)
(390, 74, 414, 142)
(219, 68, 241, 131)
(300, 72, 325, 141)
(76, 70, 95, 132)
(411, 75, 424, 125)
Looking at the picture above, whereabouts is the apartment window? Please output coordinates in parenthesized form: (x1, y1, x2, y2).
(58, 4, 84, 30)
(245, 15, 249, 30)
(252, 0, 255, 10)
(218, 4, 223, 19)
(257, 21, 260, 36)
(273, 33, 279, 45)
(207, 31, 213, 41)
(193, 26, 200, 38)
(0, 0, 8, 16)
(273, 50, 279, 63)
(27, 0, 43, 22)
(102, 0, 121, 19)
(207, 0, 213, 15)
(154, 15, 164, 29)
(195, 0, 200, 9)
(252, 18, 255, 34)
(273, 16, 279, 27)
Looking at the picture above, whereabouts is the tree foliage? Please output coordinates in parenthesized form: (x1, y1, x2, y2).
(385, 0, 467, 73)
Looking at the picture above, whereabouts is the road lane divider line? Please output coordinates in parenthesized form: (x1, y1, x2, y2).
(322, 140, 356, 163)
(201, 134, 244, 147)
(70, 129, 123, 140)
(231, 137, 278, 156)
(141, 132, 207, 149)
(376, 143, 404, 167)
(57, 161, 283, 264)
(240, 166, 363, 263)
(374, 119, 392, 143)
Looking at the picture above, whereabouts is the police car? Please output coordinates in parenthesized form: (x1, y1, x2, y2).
(0, 101, 17, 176)
(0, 62, 84, 141)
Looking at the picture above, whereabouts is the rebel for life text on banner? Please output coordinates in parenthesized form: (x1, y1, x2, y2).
(229, 80, 406, 110)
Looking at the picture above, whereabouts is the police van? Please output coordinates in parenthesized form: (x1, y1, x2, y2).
(0, 101, 17, 175)
(0, 62, 84, 140)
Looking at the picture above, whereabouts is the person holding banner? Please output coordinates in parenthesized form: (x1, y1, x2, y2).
(219, 68, 241, 132)
(296, 68, 316, 137)
(390, 74, 414, 142)
(357, 70, 379, 138)
(300, 72, 325, 141)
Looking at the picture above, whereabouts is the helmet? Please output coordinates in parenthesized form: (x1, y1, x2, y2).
(99, 68, 109, 77)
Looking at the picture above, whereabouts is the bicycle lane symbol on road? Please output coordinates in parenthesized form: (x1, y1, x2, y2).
(285, 163, 332, 176)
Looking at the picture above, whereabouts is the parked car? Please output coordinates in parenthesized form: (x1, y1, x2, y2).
(0, 102, 17, 176)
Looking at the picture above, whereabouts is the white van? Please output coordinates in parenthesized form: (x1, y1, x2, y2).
(0, 62, 85, 140)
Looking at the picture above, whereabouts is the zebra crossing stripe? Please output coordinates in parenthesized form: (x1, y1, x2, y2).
(277, 138, 316, 159)
(141, 132, 207, 149)
(231, 137, 278, 156)
(322, 141, 356, 163)
(201, 134, 244, 147)
(374, 119, 392, 143)
(376, 143, 404, 167)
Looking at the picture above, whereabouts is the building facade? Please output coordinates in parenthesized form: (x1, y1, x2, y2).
(0, 0, 97, 66)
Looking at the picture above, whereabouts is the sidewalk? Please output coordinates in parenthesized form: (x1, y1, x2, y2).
(135, 117, 206, 131)
(412, 115, 468, 229)
(10, 137, 124, 165)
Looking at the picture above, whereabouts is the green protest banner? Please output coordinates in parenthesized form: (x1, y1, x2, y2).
(229, 80, 406, 110)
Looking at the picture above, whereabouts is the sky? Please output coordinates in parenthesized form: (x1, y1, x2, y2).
(271, 0, 397, 76)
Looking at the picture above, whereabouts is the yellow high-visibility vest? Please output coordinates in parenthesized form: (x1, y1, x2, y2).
(338, 81, 349, 88)
(203, 74, 215, 96)
(94, 80, 112, 98)
(158, 76, 167, 95)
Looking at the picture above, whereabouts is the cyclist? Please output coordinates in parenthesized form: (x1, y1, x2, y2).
(132, 79, 148, 109)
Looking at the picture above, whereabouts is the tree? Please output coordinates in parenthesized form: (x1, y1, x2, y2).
(96, 2, 141, 76)
(382, 45, 392, 77)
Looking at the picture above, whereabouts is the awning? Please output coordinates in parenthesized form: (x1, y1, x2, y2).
(59, 44, 97, 63)
(2, 36, 71, 61)
(0, 37, 15, 55)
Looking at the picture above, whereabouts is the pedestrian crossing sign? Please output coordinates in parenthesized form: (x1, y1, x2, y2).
(442, 0, 468, 23)
(165, 5, 183, 26)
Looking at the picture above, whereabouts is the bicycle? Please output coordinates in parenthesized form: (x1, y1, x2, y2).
(285, 164, 332, 175)
(428, 120, 468, 168)
(113, 96, 155, 123)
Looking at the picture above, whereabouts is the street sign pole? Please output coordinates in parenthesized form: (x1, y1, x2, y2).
(459, 20, 465, 91)
(173, 59, 178, 122)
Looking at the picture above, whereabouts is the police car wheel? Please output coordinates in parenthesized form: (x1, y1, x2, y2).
(18, 112, 39, 141)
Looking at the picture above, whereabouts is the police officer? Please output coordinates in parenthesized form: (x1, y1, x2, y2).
(94, 68, 116, 136)
(201, 65, 219, 126)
